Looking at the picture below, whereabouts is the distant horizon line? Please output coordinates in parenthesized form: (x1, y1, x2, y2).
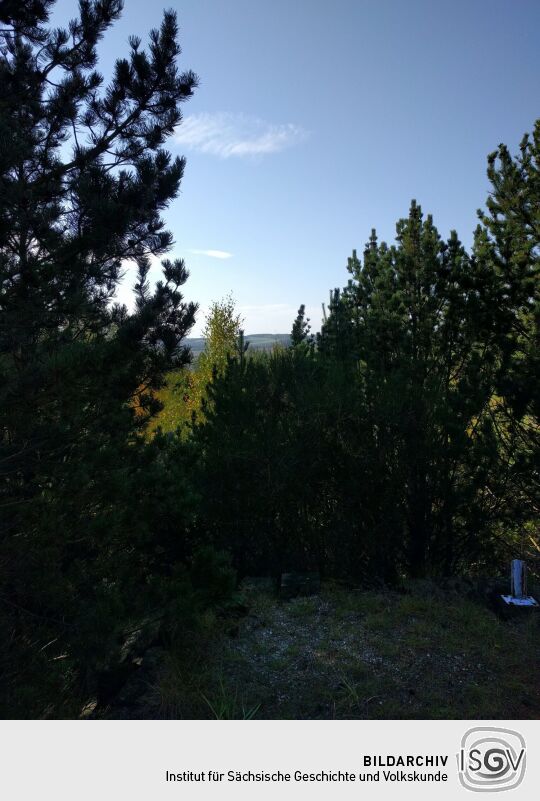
(186, 332, 292, 340)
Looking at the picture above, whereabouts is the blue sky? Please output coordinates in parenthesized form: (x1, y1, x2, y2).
(53, 0, 540, 335)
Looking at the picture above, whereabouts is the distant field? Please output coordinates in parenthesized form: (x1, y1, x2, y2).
(186, 333, 290, 358)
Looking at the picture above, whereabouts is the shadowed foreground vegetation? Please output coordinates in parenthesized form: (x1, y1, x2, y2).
(100, 583, 540, 720)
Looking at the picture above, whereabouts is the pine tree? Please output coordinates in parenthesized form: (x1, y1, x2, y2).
(0, 0, 198, 712)
(472, 125, 540, 547)
(325, 201, 519, 576)
(290, 303, 312, 347)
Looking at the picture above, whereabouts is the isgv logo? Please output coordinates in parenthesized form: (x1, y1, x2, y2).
(457, 727, 526, 792)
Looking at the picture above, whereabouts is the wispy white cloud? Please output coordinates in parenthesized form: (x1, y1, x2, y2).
(175, 112, 307, 158)
(189, 248, 233, 259)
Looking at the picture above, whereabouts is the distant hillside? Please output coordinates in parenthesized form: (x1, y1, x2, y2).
(186, 333, 290, 358)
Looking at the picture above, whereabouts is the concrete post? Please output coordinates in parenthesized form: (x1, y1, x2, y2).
(511, 559, 526, 599)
